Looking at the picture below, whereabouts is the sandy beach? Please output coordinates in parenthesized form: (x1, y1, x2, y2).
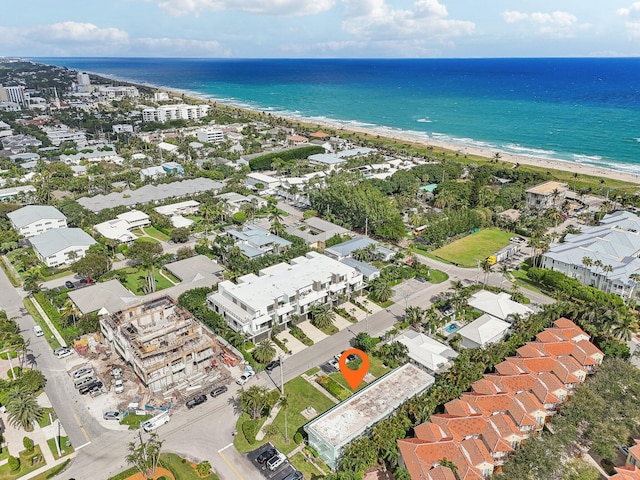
(293, 116, 640, 187)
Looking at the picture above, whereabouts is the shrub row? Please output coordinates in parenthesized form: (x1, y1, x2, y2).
(316, 375, 351, 401)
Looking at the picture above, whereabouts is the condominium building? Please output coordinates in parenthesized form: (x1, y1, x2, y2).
(196, 128, 224, 144)
(0, 85, 29, 108)
(541, 210, 640, 299)
(142, 104, 210, 123)
(95, 85, 140, 99)
(99, 296, 219, 393)
(7, 205, 67, 238)
(29, 228, 96, 267)
(207, 251, 364, 340)
(42, 126, 87, 147)
(525, 180, 568, 210)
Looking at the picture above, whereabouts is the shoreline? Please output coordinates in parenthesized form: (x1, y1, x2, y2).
(45, 60, 640, 187)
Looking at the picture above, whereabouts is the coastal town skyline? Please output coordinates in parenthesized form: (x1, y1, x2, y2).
(2, 0, 640, 58)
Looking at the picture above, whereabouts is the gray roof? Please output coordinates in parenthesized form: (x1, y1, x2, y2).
(8, 205, 66, 229)
(228, 225, 292, 249)
(339, 257, 380, 278)
(29, 228, 96, 258)
(325, 236, 395, 259)
(164, 255, 224, 283)
(77, 178, 224, 213)
(68, 279, 137, 315)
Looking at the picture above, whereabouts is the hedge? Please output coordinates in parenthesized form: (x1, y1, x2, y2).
(242, 418, 261, 445)
(249, 146, 324, 170)
(316, 375, 351, 401)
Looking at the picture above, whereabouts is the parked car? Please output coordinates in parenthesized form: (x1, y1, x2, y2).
(510, 237, 526, 244)
(210, 386, 228, 398)
(72, 367, 93, 379)
(265, 359, 281, 373)
(54, 347, 73, 358)
(283, 471, 304, 480)
(328, 358, 339, 371)
(33, 325, 44, 337)
(90, 387, 104, 397)
(114, 379, 124, 394)
(186, 395, 207, 409)
(79, 381, 103, 395)
(266, 453, 287, 471)
(111, 367, 123, 378)
(65, 280, 75, 289)
(236, 370, 255, 385)
(103, 411, 120, 420)
(257, 447, 278, 465)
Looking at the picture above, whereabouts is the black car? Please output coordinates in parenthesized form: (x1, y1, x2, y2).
(186, 394, 207, 409)
(256, 447, 278, 465)
(265, 359, 281, 373)
(283, 471, 304, 480)
(79, 381, 103, 395)
(65, 280, 75, 289)
(210, 386, 228, 398)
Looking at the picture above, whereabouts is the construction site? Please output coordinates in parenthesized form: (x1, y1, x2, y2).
(99, 295, 241, 402)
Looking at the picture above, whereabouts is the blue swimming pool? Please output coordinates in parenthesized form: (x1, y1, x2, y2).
(444, 323, 459, 334)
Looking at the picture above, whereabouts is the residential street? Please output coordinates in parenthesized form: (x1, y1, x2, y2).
(0, 250, 554, 480)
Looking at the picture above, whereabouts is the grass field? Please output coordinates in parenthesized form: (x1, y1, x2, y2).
(431, 229, 513, 268)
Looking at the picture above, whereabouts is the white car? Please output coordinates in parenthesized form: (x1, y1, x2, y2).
(236, 370, 255, 385)
(114, 379, 124, 394)
(111, 367, 123, 378)
(73, 367, 93, 379)
(33, 325, 44, 337)
(54, 347, 73, 358)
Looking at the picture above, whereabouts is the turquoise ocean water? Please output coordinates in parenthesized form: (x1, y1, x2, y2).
(37, 58, 640, 175)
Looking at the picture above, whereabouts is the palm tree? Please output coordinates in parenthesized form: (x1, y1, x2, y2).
(310, 304, 335, 330)
(405, 306, 425, 326)
(602, 264, 614, 292)
(370, 279, 393, 303)
(253, 339, 276, 364)
(6, 388, 43, 431)
(628, 273, 640, 300)
(23, 268, 43, 294)
(582, 256, 593, 285)
(480, 259, 493, 287)
(499, 264, 510, 287)
(433, 190, 457, 210)
(609, 311, 635, 341)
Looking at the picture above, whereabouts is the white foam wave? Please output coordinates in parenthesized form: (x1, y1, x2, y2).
(503, 144, 556, 156)
(417, 117, 432, 123)
(573, 154, 603, 162)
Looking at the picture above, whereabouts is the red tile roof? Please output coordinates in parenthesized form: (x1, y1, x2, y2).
(610, 466, 640, 480)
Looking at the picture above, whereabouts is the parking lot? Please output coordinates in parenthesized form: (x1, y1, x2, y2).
(247, 443, 297, 480)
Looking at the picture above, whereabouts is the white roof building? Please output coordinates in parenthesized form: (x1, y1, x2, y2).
(94, 210, 150, 244)
(396, 329, 458, 374)
(207, 251, 363, 339)
(246, 172, 280, 191)
(154, 200, 200, 217)
(467, 291, 533, 323)
(7, 205, 67, 238)
(140, 166, 166, 181)
(305, 363, 434, 470)
(29, 228, 97, 267)
(541, 210, 640, 299)
(457, 314, 511, 349)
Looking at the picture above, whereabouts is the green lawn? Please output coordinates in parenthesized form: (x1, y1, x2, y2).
(142, 226, 170, 242)
(289, 452, 326, 479)
(37, 407, 57, 428)
(236, 377, 336, 455)
(119, 413, 151, 430)
(0, 446, 45, 480)
(161, 453, 220, 480)
(46, 436, 73, 460)
(431, 229, 513, 268)
(429, 269, 449, 284)
(27, 459, 71, 480)
(119, 267, 174, 295)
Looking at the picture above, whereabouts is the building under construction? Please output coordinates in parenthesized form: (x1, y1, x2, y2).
(99, 295, 222, 393)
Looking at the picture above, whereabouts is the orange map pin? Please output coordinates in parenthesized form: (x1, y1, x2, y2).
(338, 348, 370, 390)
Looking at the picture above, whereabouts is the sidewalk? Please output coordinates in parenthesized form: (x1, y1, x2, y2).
(29, 295, 67, 347)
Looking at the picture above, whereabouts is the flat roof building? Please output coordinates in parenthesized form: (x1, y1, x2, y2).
(29, 228, 96, 267)
(396, 329, 458, 374)
(525, 181, 568, 210)
(207, 251, 363, 340)
(305, 363, 434, 470)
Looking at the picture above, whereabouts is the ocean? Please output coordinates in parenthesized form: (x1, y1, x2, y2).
(36, 57, 640, 175)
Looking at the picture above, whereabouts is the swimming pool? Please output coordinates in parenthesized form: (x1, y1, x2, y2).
(444, 323, 460, 334)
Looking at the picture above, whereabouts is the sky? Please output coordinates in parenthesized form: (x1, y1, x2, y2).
(2, 0, 640, 58)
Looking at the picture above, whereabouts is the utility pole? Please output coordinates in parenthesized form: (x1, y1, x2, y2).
(279, 353, 284, 395)
(55, 418, 61, 457)
(365, 217, 368, 237)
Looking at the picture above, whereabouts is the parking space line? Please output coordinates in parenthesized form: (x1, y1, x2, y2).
(74, 441, 91, 451)
(218, 449, 246, 480)
(218, 443, 234, 452)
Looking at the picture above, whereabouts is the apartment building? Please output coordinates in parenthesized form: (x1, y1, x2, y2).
(7, 205, 67, 238)
(525, 180, 568, 210)
(398, 318, 603, 480)
(0, 85, 29, 108)
(207, 251, 364, 340)
(95, 86, 139, 99)
(94, 210, 150, 244)
(196, 128, 224, 144)
(142, 104, 210, 123)
(29, 228, 96, 267)
(42, 125, 87, 147)
(99, 296, 219, 393)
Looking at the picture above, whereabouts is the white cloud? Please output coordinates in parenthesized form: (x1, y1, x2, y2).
(341, 0, 475, 43)
(134, 37, 231, 56)
(0, 21, 230, 57)
(500, 10, 587, 38)
(147, 0, 334, 16)
(617, 2, 640, 39)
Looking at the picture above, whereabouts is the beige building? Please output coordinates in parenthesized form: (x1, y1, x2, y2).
(99, 296, 219, 393)
(525, 181, 568, 210)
